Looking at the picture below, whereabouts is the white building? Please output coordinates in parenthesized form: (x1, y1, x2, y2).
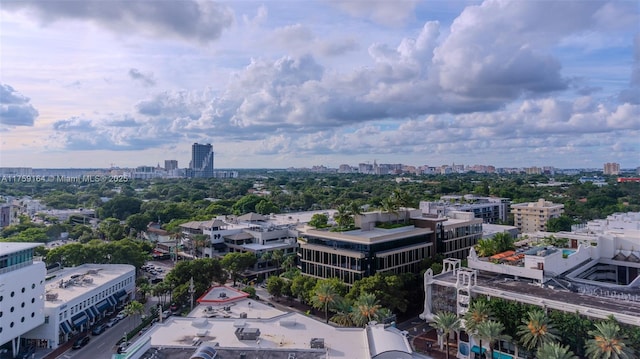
(24, 263, 135, 348)
(419, 212, 640, 359)
(116, 285, 427, 359)
(0, 243, 46, 356)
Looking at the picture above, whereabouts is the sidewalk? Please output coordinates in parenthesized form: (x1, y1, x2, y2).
(412, 329, 458, 359)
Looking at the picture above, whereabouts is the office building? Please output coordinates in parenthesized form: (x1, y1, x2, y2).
(297, 209, 435, 285)
(416, 211, 484, 260)
(188, 143, 214, 178)
(510, 199, 564, 233)
(604, 162, 621, 175)
(164, 160, 178, 171)
(0, 243, 46, 356)
(420, 195, 511, 224)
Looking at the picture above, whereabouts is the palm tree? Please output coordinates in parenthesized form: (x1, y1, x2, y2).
(123, 300, 145, 326)
(334, 204, 352, 229)
(351, 293, 381, 327)
(310, 281, 339, 323)
(475, 238, 498, 257)
(517, 309, 560, 351)
(585, 320, 635, 359)
(432, 311, 461, 359)
(476, 320, 511, 359)
(537, 342, 578, 359)
(464, 301, 493, 355)
(381, 197, 399, 223)
(330, 297, 354, 327)
(493, 232, 515, 252)
(138, 282, 152, 302)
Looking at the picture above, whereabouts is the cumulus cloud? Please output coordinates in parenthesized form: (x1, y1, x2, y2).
(3, 0, 234, 44)
(0, 84, 39, 126)
(44, 1, 639, 165)
(128, 68, 156, 87)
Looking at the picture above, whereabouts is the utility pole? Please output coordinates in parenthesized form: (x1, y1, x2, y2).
(189, 277, 195, 311)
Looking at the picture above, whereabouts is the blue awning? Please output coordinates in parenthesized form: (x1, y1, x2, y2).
(90, 305, 100, 317)
(107, 295, 117, 306)
(471, 346, 487, 354)
(115, 289, 128, 302)
(71, 312, 88, 328)
(96, 299, 110, 312)
(60, 320, 72, 334)
(85, 308, 96, 319)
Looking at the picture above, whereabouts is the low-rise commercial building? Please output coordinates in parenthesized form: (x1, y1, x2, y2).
(24, 263, 135, 348)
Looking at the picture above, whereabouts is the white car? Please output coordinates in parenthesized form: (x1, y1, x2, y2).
(105, 318, 119, 328)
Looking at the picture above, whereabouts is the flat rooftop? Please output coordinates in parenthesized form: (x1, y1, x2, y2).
(190, 298, 283, 319)
(302, 226, 433, 244)
(433, 270, 640, 326)
(141, 312, 368, 358)
(0, 242, 43, 254)
(44, 264, 135, 307)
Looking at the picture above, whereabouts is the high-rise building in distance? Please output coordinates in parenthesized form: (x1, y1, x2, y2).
(164, 160, 178, 171)
(188, 143, 214, 178)
(603, 162, 620, 175)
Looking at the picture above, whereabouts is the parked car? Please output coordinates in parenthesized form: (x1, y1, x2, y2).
(91, 324, 106, 335)
(72, 336, 90, 349)
(115, 311, 127, 321)
(162, 310, 172, 318)
(105, 318, 119, 328)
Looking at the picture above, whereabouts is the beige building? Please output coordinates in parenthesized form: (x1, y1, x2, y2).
(510, 199, 564, 233)
(603, 162, 620, 175)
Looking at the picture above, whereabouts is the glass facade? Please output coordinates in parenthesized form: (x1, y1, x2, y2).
(299, 232, 433, 285)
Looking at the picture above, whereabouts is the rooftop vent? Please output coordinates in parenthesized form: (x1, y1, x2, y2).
(235, 327, 260, 341)
(310, 338, 324, 349)
(45, 293, 58, 301)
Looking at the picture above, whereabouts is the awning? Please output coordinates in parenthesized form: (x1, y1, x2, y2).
(89, 305, 100, 317)
(115, 289, 129, 302)
(60, 320, 72, 334)
(471, 346, 487, 354)
(71, 312, 88, 328)
(96, 299, 110, 312)
(85, 307, 96, 319)
(107, 295, 117, 307)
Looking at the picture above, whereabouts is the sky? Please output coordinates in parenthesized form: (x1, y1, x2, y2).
(1, 0, 639, 170)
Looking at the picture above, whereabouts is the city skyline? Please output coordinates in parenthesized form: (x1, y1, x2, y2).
(1, 0, 638, 169)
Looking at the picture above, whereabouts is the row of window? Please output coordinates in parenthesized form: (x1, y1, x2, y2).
(0, 312, 37, 334)
(0, 283, 38, 302)
(300, 262, 364, 285)
(376, 246, 431, 270)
